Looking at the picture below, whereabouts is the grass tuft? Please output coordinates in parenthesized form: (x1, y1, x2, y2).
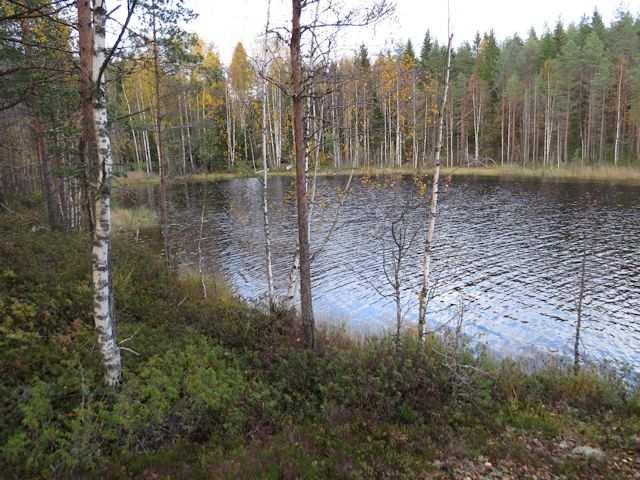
(112, 207, 158, 231)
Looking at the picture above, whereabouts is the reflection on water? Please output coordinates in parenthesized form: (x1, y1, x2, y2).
(134, 175, 640, 369)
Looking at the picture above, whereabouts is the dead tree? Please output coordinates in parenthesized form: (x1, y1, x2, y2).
(197, 186, 208, 300)
(574, 249, 587, 375)
(349, 181, 422, 348)
(384, 208, 420, 344)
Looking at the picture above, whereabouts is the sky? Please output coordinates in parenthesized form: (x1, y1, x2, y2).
(187, 0, 640, 65)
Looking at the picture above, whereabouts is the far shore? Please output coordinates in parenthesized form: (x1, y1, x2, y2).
(115, 164, 640, 187)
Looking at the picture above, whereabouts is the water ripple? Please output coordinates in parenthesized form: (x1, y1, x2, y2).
(151, 175, 640, 370)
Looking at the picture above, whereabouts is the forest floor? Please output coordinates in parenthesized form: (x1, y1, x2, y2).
(1, 205, 640, 479)
(116, 164, 640, 187)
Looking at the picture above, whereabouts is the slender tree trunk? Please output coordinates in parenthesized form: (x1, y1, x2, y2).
(417, 34, 452, 339)
(152, 1, 171, 268)
(586, 86, 594, 163)
(261, 4, 274, 309)
(122, 84, 141, 171)
(533, 82, 538, 165)
(544, 69, 554, 168)
(564, 88, 570, 165)
(291, 0, 314, 349)
(449, 92, 454, 166)
(364, 83, 370, 166)
(395, 76, 401, 167)
(422, 91, 429, 167)
(332, 90, 339, 168)
(225, 82, 232, 167)
(501, 97, 505, 166)
(135, 87, 151, 174)
(383, 94, 388, 165)
(472, 81, 481, 163)
(276, 83, 283, 167)
(507, 100, 512, 164)
(178, 97, 187, 173)
(598, 89, 605, 164)
(574, 249, 586, 375)
(33, 118, 60, 230)
(78, 0, 95, 232)
(354, 81, 360, 167)
(184, 93, 194, 172)
(262, 122, 274, 309)
(90, 0, 122, 387)
(22, 19, 61, 231)
(394, 260, 402, 341)
(614, 60, 624, 166)
(197, 189, 207, 299)
(412, 70, 418, 169)
(522, 87, 528, 165)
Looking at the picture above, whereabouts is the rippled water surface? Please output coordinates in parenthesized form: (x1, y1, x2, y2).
(136, 175, 640, 368)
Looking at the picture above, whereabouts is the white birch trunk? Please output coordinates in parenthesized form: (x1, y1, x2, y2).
(614, 61, 623, 166)
(412, 70, 418, 169)
(122, 84, 141, 170)
(184, 93, 194, 172)
(355, 81, 359, 167)
(261, 5, 274, 308)
(395, 77, 401, 167)
(472, 81, 481, 163)
(417, 34, 452, 339)
(91, 0, 121, 387)
(501, 98, 505, 166)
(225, 81, 235, 168)
(178, 96, 187, 173)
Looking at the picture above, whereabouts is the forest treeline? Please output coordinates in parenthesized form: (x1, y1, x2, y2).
(108, 8, 640, 175)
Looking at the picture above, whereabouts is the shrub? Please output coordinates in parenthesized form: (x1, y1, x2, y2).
(114, 335, 251, 450)
(1, 335, 258, 477)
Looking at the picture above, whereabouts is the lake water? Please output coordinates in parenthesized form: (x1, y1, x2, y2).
(133, 175, 640, 370)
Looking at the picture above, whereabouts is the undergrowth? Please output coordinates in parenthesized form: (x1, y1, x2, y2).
(1, 207, 639, 479)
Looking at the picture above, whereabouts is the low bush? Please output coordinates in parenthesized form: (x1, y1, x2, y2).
(1, 208, 639, 479)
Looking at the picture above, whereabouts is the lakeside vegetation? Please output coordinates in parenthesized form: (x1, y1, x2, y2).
(1, 206, 640, 479)
(114, 164, 640, 187)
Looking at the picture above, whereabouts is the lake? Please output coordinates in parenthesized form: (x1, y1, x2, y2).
(132, 174, 640, 370)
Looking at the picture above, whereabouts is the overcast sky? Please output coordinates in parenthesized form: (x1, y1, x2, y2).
(187, 0, 640, 65)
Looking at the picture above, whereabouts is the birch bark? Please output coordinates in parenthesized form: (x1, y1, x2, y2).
(91, 0, 122, 387)
(417, 34, 452, 339)
(261, 1, 275, 309)
(614, 61, 624, 166)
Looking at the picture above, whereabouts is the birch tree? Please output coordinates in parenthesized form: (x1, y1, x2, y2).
(417, 33, 453, 340)
(89, 0, 121, 386)
(77, 0, 138, 386)
(260, 0, 275, 309)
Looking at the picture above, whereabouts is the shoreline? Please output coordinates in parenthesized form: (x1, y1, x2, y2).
(115, 165, 640, 187)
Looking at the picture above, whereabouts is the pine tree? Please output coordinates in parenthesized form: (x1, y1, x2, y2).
(420, 30, 432, 69)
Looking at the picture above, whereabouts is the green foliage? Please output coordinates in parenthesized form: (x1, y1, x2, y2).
(1, 337, 256, 476)
(115, 336, 251, 449)
(1, 210, 639, 478)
